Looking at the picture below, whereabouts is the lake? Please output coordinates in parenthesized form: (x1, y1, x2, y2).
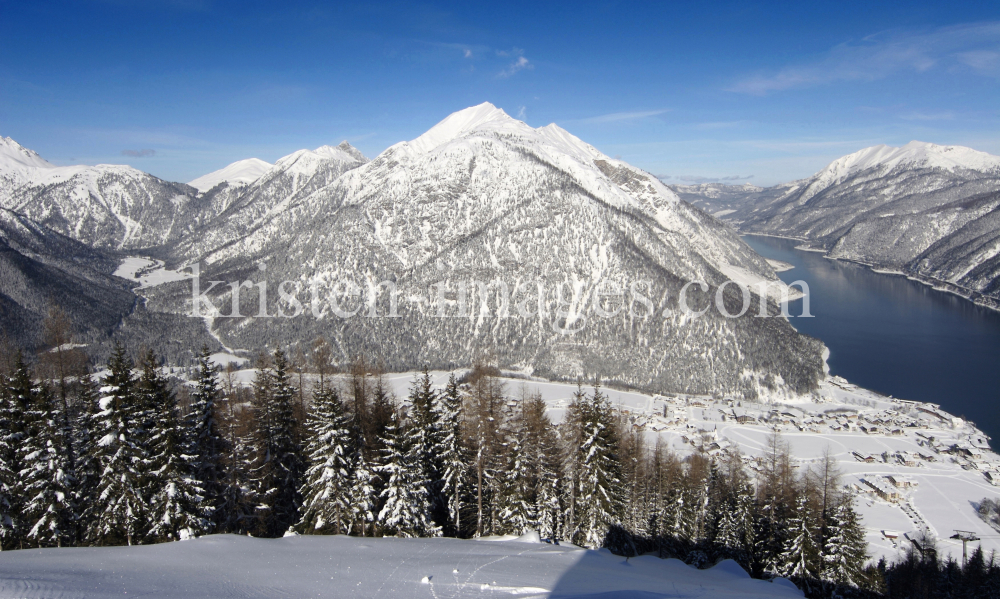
(743, 234, 1000, 442)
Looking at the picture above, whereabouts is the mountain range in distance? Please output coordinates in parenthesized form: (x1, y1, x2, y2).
(673, 141, 1000, 309)
(3, 106, 999, 400)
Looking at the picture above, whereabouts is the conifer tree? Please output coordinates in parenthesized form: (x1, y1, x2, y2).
(348, 452, 378, 537)
(187, 346, 225, 525)
(18, 381, 75, 547)
(407, 369, 441, 520)
(519, 392, 562, 540)
(141, 350, 209, 542)
(494, 434, 532, 535)
(822, 496, 868, 587)
(377, 412, 437, 537)
(573, 382, 624, 549)
(0, 355, 31, 548)
(296, 387, 354, 535)
(72, 373, 99, 542)
(250, 350, 303, 536)
(779, 495, 820, 582)
(90, 345, 148, 546)
(436, 373, 466, 536)
(220, 410, 260, 535)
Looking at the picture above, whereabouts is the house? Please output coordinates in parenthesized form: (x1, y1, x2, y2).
(887, 475, 916, 488)
(862, 478, 901, 502)
(853, 451, 876, 463)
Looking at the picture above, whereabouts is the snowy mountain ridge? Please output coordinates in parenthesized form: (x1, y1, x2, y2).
(794, 141, 1000, 205)
(0, 136, 54, 171)
(187, 158, 272, 193)
(677, 142, 1000, 306)
(169, 104, 824, 399)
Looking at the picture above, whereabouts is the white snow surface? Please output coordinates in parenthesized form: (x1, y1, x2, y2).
(187, 157, 272, 192)
(799, 141, 1000, 203)
(113, 256, 192, 289)
(0, 534, 803, 598)
(0, 136, 54, 171)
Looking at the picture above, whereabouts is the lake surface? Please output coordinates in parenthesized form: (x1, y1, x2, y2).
(743, 235, 1000, 442)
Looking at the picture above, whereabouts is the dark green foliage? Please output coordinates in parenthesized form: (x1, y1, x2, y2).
(249, 350, 303, 537)
(89, 345, 148, 546)
(187, 347, 226, 526)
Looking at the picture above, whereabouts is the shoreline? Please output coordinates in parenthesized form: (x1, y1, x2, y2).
(740, 232, 1000, 314)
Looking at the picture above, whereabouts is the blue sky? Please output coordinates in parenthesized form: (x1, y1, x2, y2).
(2, 0, 1000, 185)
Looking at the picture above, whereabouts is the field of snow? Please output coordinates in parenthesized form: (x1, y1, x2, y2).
(113, 256, 192, 289)
(0, 534, 803, 598)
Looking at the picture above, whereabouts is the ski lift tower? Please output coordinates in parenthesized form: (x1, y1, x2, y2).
(950, 530, 980, 565)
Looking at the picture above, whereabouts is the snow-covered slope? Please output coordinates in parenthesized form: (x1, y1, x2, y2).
(163, 104, 824, 399)
(0, 136, 206, 250)
(731, 142, 1000, 304)
(0, 207, 137, 347)
(171, 140, 369, 261)
(0, 534, 803, 598)
(187, 157, 272, 193)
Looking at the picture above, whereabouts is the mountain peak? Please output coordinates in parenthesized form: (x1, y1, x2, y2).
(819, 141, 1000, 183)
(188, 157, 272, 192)
(335, 140, 368, 162)
(407, 102, 520, 154)
(0, 136, 54, 170)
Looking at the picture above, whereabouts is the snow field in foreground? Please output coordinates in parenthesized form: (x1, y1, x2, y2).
(0, 534, 803, 599)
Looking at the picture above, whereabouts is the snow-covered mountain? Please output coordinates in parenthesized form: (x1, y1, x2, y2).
(728, 141, 1000, 303)
(187, 157, 272, 193)
(162, 103, 824, 398)
(170, 140, 369, 261)
(0, 137, 204, 250)
(0, 207, 136, 347)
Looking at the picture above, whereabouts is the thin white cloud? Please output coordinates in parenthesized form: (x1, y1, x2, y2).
(463, 48, 473, 58)
(516, 106, 527, 119)
(899, 111, 956, 121)
(957, 50, 1000, 76)
(729, 21, 1000, 95)
(579, 109, 670, 124)
(498, 55, 532, 78)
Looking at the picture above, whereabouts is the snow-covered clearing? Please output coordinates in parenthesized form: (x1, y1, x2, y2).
(0, 534, 802, 598)
(113, 256, 191, 289)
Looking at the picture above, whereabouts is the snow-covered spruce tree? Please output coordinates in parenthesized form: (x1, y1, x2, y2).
(493, 424, 531, 536)
(435, 373, 466, 536)
(778, 495, 820, 583)
(250, 350, 303, 537)
(90, 345, 148, 546)
(140, 350, 210, 542)
(0, 354, 32, 549)
(71, 373, 99, 542)
(822, 496, 868, 587)
(18, 381, 75, 547)
(407, 368, 442, 524)
(347, 451, 378, 537)
(220, 410, 260, 535)
(295, 386, 354, 535)
(376, 411, 438, 537)
(187, 346, 226, 526)
(573, 382, 624, 549)
(560, 382, 587, 539)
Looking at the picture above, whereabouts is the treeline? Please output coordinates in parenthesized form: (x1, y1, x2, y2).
(0, 327, 997, 598)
